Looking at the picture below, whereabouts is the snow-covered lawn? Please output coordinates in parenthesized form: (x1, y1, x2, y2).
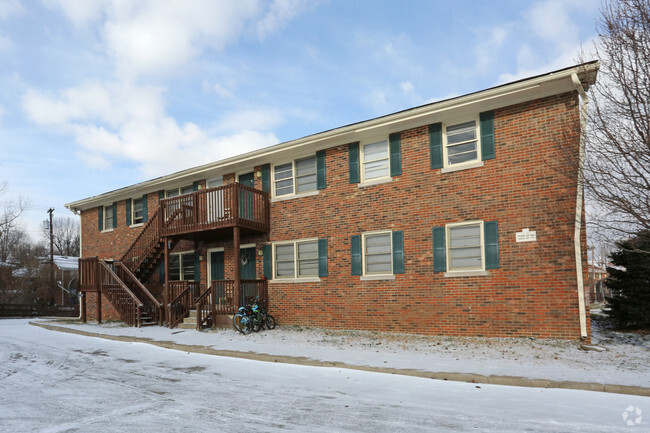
(0, 318, 648, 432)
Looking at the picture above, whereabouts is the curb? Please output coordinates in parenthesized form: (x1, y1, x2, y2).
(30, 321, 650, 397)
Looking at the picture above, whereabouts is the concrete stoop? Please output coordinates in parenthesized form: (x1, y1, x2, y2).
(29, 321, 650, 398)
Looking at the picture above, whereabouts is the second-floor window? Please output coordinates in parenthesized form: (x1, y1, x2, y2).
(361, 140, 390, 181)
(273, 156, 317, 197)
(104, 204, 114, 231)
(132, 197, 144, 224)
(444, 119, 480, 167)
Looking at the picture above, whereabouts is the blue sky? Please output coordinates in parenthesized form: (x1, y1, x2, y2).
(0, 0, 601, 242)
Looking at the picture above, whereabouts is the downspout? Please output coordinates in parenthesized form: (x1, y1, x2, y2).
(571, 73, 588, 340)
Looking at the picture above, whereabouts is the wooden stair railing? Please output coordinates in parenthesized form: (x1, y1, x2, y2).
(195, 285, 215, 330)
(97, 260, 144, 327)
(120, 208, 163, 280)
(114, 262, 163, 326)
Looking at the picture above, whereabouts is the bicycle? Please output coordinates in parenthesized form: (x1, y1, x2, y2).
(232, 305, 253, 334)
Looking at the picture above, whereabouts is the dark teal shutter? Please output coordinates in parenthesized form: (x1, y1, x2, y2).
(351, 235, 362, 276)
(429, 123, 443, 169)
(98, 207, 103, 231)
(392, 231, 404, 274)
(194, 251, 201, 282)
(433, 227, 446, 272)
(126, 199, 132, 226)
(193, 181, 200, 191)
(318, 238, 328, 277)
(158, 261, 165, 283)
(262, 244, 272, 278)
(389, 133, 402, 176)
(348, 142, 360, 184)
(261, 164, 270, 193)
(158, 191, 164, 203)
(480, 111, 495, 160)
(142, 194, 148, 223)
(112, 202, 117, 228)
(484, 220, 500, 269)
(316, 150, 326, 190)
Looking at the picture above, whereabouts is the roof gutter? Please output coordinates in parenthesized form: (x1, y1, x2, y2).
(571, 72, 589, 340)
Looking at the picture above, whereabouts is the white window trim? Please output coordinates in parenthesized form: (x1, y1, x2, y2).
(131, 197, 145, 226)
(165, 185, 194, 198)
(271, 156, 318, 199)
(360, 138, 391, 183)
(362, 230, 393, 277)
(442, 115, 482, 171)
(272, 238, 319, 280)
(445, 220, 485, 274)
(102, 204, 114, 233)
(169, 250, 196, 281)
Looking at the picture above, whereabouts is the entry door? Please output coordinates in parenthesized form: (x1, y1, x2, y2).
(240, 247, 257, 304)
(209, 250, 224, 281)
(238, 172, 255, 220)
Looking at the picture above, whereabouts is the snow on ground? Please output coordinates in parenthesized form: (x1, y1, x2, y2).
(0, 318, 648, 432)
(39, 316, 650, 388)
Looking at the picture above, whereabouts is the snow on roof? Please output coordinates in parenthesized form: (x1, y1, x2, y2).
(42, 255, 79, 271)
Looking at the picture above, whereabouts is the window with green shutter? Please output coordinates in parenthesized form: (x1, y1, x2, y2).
(352, 231, 404, 276)
(270, 239, 324, 279)
(272, 156, 318, 197)
(348, 142, 360, 184)
(434, 220, 499, 274)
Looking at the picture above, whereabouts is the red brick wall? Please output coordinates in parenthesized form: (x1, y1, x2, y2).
(267, 91, 589, 340)
(79, 91, 588, 340)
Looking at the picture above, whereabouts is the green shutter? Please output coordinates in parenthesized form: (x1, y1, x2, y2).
(98, 206, 103, 231)
(261, 164, 270, 193)
(392, 231, 404, 274)
(194, 251, 201, 282)
(433, 226, 446, 272)
(318, 238, 328, 277)
(348, 142, 360, 184)
(263, 244, 272, 278)
(351, 235, 362, 276)
(480, 111, 495, 160)
(429, 123, 443, 169)
(316, 150, 326, 190)
(112, 202, 117, 228)
(158, 191, 164, 203)
(193, 181, 200, 191)
(142, 194, 148, 223)
(389, 133, 402, 176)
(484, 220, 500, 269)
(126, 199, 132, 226)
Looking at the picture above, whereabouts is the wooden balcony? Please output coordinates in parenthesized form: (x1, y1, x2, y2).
(159, 183, 270, 239)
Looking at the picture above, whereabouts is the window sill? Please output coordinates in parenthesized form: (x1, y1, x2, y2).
(130, 223, 144, 228)
(360, 274, 396, 281)
(271, 190, 319, 202)
(358, 177, 392, 188)
(444, 270, 489, 278)
(269, 277, 321, 284)
(101, 229, 114, 233)
(441, 160, 484, 173)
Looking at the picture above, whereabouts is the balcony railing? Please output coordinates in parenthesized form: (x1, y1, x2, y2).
(160, 183, 270, 237)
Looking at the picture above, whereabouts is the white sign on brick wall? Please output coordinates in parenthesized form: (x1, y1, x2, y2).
(516, 228, 537, 242)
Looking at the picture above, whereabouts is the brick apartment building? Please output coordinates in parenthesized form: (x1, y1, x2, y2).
(66, 62, 599, 340)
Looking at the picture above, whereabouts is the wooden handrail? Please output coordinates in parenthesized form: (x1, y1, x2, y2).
(97, 261, 143, 327)
(114, 262, 163, 326)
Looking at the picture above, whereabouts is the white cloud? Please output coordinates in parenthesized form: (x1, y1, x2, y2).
(257, 0, 309, 39)
(22, 80, 280, 178)
(0, 0, 24, 51)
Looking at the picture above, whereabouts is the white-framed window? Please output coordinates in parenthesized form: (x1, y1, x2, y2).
(206, 176, 223, 189)
(132, 197, 144, 225)
(103, 204, 114, 231)
(166, 184, 194, 198)
(273, 156, 317, 197)
(446, 221, 484, 272)
(443, 118, 481, 168)
(361, 139, 390, 181)
(169, 251, 196, 281)
(274, 239, 319, 279)
(363, 231, 392, 275)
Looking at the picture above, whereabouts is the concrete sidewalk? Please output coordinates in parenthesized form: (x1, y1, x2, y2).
(30, 320, 650, 397)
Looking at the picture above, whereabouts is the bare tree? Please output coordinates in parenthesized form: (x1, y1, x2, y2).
(584, 0, 650, 245)
(42, 216, 80, 257)
(0, 181, 30, 262)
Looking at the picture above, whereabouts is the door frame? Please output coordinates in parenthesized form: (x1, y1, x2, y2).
(207, 247, 225, 283)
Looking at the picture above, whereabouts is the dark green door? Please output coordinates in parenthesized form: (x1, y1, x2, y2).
(239, 172, 254, 188)
(238, 172, 255, 221)
(240, 247, 256, 279)
(210, 251, 224, 281)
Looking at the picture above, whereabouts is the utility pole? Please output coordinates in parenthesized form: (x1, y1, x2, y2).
(47, 208, 55, 304)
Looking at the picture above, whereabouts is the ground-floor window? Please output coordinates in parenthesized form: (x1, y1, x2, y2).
(169, 251, 196, 281)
